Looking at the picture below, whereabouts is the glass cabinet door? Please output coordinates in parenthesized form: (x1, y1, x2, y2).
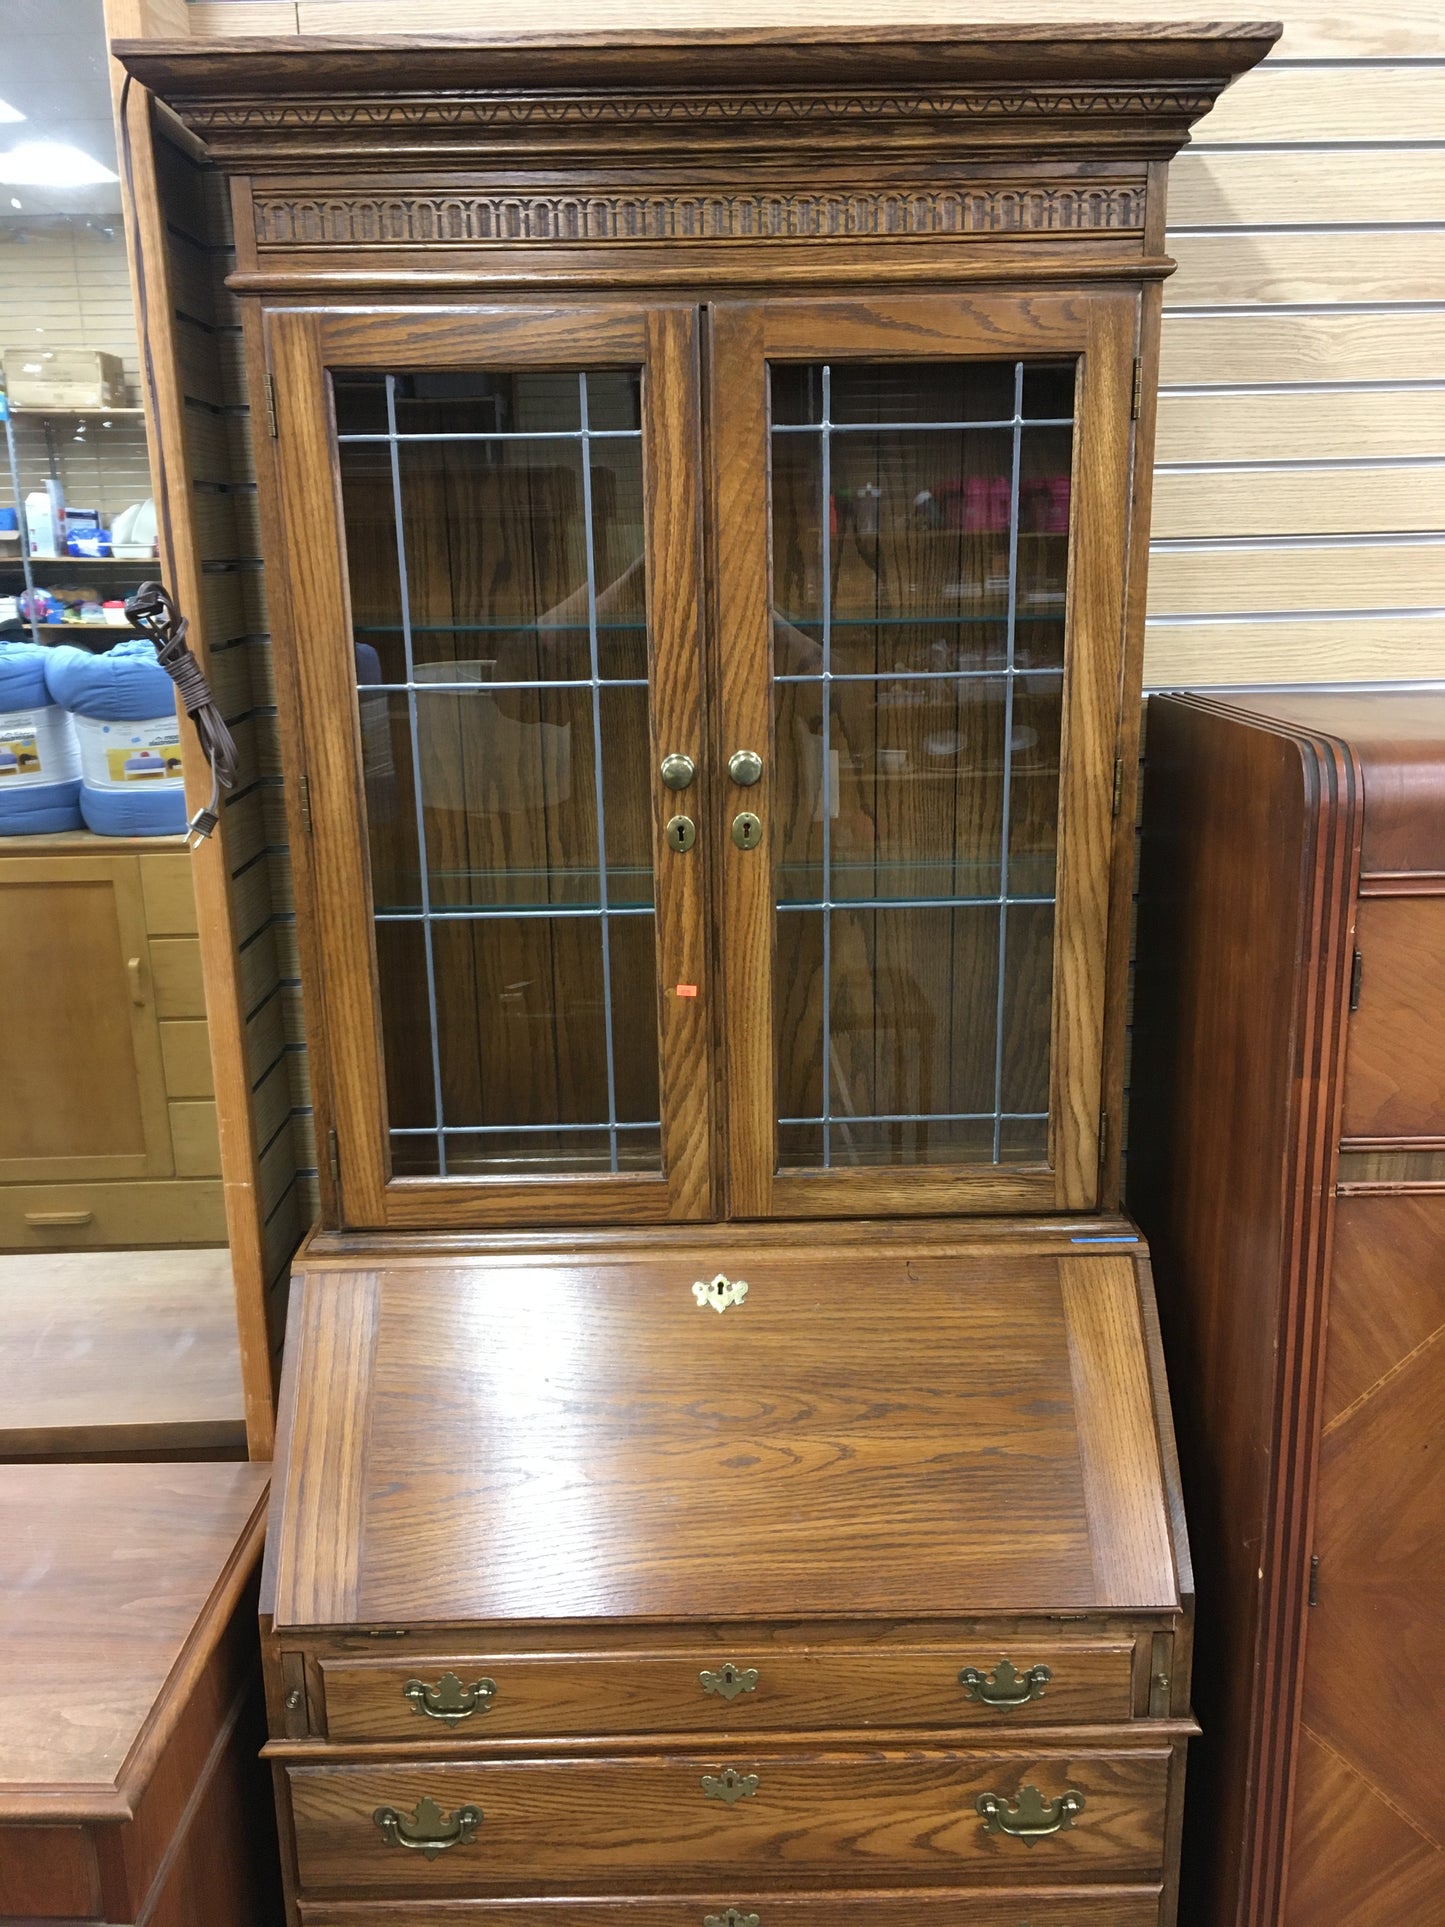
(267, 308, 710, 1227)
(713, 294, 1136, 1216)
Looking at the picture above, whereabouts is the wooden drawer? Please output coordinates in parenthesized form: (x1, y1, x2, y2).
(298, 1888, 1165, 1925)
(0, 1179, 228, 1248)
(319, 1642, 1137, 1742)
(287, 1748, 1172, 1894)
(1343, 896, 1445, 1140)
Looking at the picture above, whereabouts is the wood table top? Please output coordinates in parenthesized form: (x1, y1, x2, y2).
(0, 1460, 269, 1816)
(270, 1232, 1180, 1631)
(0, 1248, 246, 1460)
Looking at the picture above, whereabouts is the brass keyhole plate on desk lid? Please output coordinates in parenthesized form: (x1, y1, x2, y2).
(666, 814, 697, 852)
(731, 811, 762, 850)
(694, 1272, 748, 1312)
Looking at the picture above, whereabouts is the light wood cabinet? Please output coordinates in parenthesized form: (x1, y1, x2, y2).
(0, 835, 227, 1245)
(120, 22, 1276, 1927)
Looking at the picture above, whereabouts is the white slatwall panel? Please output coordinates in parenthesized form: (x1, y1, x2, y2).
(0, 227, 152, 514)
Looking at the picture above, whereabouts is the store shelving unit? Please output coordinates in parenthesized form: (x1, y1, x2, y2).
(0, 390, 155, 646)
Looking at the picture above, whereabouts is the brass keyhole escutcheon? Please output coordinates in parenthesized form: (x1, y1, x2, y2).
(660, 752, 696, 791)
(728, 749, 763, 787)
(732, 812, 762, 851)
(666, 814, 697, 853)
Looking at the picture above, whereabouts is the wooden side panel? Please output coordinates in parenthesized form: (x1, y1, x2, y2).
(1127, 697, 1359, 1927)
(270, 1273, 379, 1629)
(0, 1827, 100, 1919)
(1059, 1257, 1176, 1610)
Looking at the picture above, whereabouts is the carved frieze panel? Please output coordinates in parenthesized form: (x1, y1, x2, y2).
(252, 183, 1147, 250)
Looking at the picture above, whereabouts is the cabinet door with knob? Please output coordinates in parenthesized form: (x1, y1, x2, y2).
(269, 291, 1134, 1230)
(713, 293, 1135, 1219)
(268, 306, 714, 1228)
(0, 850, 174, 1186)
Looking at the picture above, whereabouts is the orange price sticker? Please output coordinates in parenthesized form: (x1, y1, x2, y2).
(675, 983, 699, 998)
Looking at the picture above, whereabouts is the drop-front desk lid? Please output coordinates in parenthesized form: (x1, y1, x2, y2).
(266, 1226, 1182, 1633)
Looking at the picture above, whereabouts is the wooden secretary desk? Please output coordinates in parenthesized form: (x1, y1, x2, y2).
(119, 25, 1276, 1927)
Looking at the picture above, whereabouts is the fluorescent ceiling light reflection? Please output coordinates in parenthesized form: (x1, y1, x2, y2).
(0, 100, 25, 124)
(0, 141, 118, 186)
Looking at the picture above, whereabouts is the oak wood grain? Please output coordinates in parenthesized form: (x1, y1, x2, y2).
(270, 1244, 1180, 1631)
(286, 1745, 1174, 1892)
(294, 1890, 1166, 1927)
(319, 1640, 1136, 1743)
(1059, 1258, 1177, 1611)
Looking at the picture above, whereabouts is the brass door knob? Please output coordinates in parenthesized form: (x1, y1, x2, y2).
(661, 752, 696, 790)
(728, 749, 763, 786)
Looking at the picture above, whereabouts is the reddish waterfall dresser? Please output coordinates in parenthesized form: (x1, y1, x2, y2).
(1130, 693, 1445, 1927)
(119, 23, 1277, 1926)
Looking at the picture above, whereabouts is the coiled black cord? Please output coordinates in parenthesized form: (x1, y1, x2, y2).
(125, 579, 238, 843)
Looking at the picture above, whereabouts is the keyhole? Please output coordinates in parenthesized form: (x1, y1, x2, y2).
(732, 811, 761, 850)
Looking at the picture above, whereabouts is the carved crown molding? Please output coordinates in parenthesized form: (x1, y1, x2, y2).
(253, 183, 1147, 250)
(117, 29, 1279, 172)
(190, 87, 1219, 141)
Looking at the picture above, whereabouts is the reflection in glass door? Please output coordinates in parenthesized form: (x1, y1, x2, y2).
(333, 368, 659, 1180)
(769, 359, 1075, 1171)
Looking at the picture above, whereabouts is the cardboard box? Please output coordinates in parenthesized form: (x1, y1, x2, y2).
(2, 349, 127, 411)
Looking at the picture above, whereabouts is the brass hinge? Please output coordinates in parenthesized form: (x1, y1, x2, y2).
(1349, 948, 1364, 1012)
(1131, 355, 1143, 421)
(298, 772, 312, 836)
(264, 370, 278, 438)
(327, 1124, 341, 1198)
(1309, 1554, 1320, 1607)
(1112, 753, 1124, 818)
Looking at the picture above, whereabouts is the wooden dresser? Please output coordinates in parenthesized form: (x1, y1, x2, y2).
(1129, 693, 1445, 1927)
(0, 1460, 276, 1927)
(115, 23, 1278, 1926)
(267, 1225, 1192, 1926)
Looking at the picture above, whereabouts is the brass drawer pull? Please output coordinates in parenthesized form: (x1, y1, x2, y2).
(706, 1912, 760, 1927)
(702, 1768, 759, 1805)
(976, 1785, 1084, 1844)
(373, 1796, 482, 1858)
(403, 1672, 497, 1723)
(700, 1663, 758, 1700)
(958, 1658, 1052, 1709)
